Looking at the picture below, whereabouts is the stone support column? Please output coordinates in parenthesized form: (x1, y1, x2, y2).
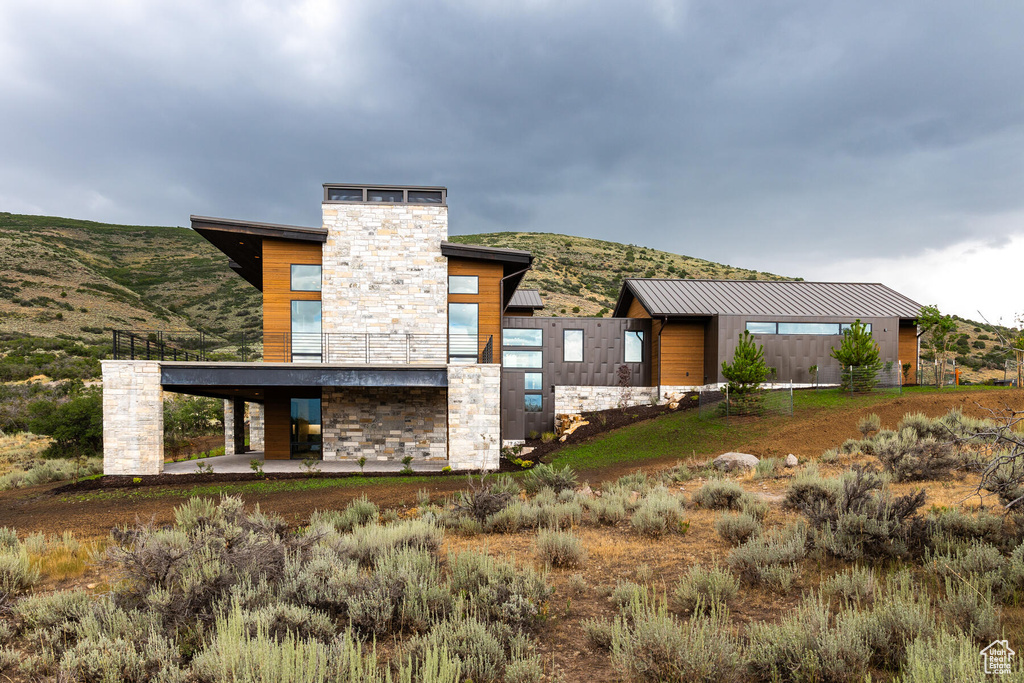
(101, 360, 164, 475)
(447, 364, 501, 470)
(249, 403, 265, 452)
(224, 398, 245, 456)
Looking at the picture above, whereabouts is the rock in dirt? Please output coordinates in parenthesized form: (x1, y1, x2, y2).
(713, 452, 760, 471)
(577, 484, 594, 498)
(785, 454, 799, 467)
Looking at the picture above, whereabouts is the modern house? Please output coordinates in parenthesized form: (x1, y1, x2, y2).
(101, 183, 922, 473)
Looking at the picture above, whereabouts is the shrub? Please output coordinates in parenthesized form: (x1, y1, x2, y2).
(335, 519, 443, 567)
(523, 464, 578, 494)
(585, 496, 628, 526)
(847, 571, 936, 670)
(923, 507, 1008, 550)
(754, 457, 780, 479)
(582, 618, 615, 649)
(448, 550, 551, 628)
(939, 577, 1000, 643)
(692, 480, 745, 510)
(672, 565, 739, 613)
(535, 529, 586, 568)
(454, 474, 515, 522)
(926, 539, 1009, 601)
(27, 386, 102, 457)
(13, 588, 91, 633)
(308, 495, 379, 533)
(805, 467, 926, 562)
(875, 427, 961, 481)
(0, 546, 39, 606)
(405, 615, 508, 683)
(715, 511, 762, 545)
(820, 566, 878, 607)
(610, 601, 744, 683)
(727, 523, 806, 589)
(899, 629, 983, 682)
(630, 489, 687, 537)
(858, 413, 881, 437)
(783, 465, 840, 512)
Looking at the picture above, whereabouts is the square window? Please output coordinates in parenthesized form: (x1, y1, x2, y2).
(624, 330, 644, 363)
(290, 264, 322, 292)
(563, 329, 583, 362)
(449, 275, 478, 294)
(504, 329, 543, 346)
(524, 372, 542, 391)
(525, 394, 542, 412)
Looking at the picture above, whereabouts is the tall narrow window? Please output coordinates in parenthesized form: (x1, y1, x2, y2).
(563, 329, 583, 362)
(291, 265, 322, 291)
(624, 330, 644, 363)
(290, 398, 321, 458)
(291, 300, 322, 363)
(449, 303, 478, 361)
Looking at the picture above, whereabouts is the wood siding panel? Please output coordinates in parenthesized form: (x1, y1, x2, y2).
(899, 323, 918, 384)
(504, 310, 534, 317)
(263, 389, 291, 460)
(448, 258, 504, 353)
(262, 239, 322, 362)
(627, 298, 650, 319)
(660, 322, 704, 385)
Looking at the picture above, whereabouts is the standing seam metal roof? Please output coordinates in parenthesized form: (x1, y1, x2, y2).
(618, 279, 921, 318)
(507, 289, 544, 309)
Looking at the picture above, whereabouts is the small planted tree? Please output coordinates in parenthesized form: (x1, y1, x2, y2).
(830, 319, 881, 392)
(918, 305, 957, 387)
(721, 331, 769, 396)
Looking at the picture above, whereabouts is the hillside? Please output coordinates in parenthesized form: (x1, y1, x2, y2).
(0, 213, 1017, 383)
(449, 232, 792, 316)
(0, 212, 261, 346)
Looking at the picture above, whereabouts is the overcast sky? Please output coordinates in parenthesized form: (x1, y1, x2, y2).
(2, 1, 1023, 324)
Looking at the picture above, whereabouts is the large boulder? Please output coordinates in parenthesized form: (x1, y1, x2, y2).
(712, 452, 760, 471)
(785, 454, 799, 468)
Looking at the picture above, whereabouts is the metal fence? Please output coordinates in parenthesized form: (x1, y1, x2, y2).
(113, 330, 495, 365)
(698, 385, 794, 418)
(815, 364, 903, 395)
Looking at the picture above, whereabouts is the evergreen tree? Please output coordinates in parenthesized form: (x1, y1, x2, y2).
(830, 320, 882, 391)
(721, 331, 769, 395)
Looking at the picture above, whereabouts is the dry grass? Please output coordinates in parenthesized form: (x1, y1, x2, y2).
(0, 432, 51, 475)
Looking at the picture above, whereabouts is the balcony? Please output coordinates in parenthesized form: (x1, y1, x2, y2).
(111, 330, 494, 365)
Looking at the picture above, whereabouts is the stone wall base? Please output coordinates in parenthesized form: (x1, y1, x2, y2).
(102, 360, 163, 475)
(448, 364, 501, 470)
(321, 386, 447, 461)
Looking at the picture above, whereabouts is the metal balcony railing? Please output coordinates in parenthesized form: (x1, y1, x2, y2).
(112, 330, 494, 365)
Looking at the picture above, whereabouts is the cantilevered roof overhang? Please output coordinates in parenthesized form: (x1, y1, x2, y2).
(160, 362, 447, 402)
(190, 215, 327, 291)
(440, 242, 534, 308)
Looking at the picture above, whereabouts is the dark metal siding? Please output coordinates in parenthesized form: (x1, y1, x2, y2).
(714, 315, 905, 384)
(501, 317, 652, 440)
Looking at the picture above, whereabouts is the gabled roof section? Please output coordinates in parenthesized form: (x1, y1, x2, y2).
(613, 279, 922, 319)
(441, 241, 534, 308)
(191, 215, 327, 291)
(507, 289, 544, 311)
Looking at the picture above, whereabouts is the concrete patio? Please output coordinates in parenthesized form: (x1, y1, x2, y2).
(162, 452, 450, 475)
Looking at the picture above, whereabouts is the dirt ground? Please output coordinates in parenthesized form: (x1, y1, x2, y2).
(1, 388, 1021, 542)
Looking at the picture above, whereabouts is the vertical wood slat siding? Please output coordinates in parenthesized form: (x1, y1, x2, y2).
(625, 298, 661, 385)
(447, 258, 504, 354)
(899, 323, 918, 383)
(263, 239, 323, 362)
(660, 322, 705, 385)
(263, 389, 291, 460)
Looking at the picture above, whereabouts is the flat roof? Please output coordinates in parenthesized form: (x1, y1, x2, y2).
(614, 279, 922, 319)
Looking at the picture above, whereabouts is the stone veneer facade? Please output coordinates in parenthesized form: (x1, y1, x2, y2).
(447, 364, 501, 470)
(554, 385, 660, 419)
(320, 203, 448, 363)
(101, 360, 164, 475)
(320, 387, 447, 461)
(249, 403, 264, 452)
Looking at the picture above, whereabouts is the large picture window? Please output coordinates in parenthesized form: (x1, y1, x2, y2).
(745, 322, 873, 336)
(290, 265, 322, 292)
(449, 303, 478, 360)
(563, 329, 583, 362)
(624, 330, 644, 363)
(504, 329, 543, 346)
(290, 398, 321, 458)
(291, 300, 322, 363)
